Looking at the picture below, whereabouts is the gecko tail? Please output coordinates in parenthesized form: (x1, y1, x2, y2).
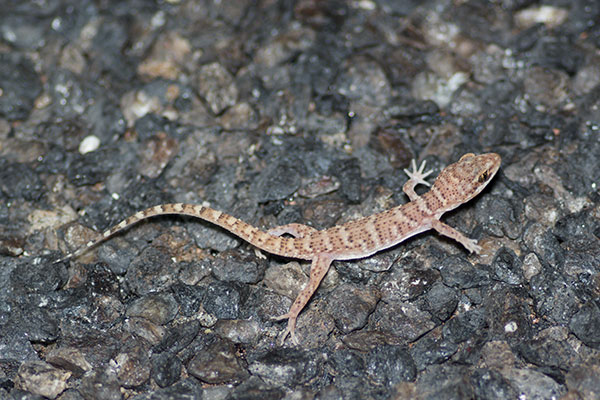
(53, 254, 72, 264)
(53, 238, 100, 264)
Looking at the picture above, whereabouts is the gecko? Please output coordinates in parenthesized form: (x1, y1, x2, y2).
(56, 152, 501, 345)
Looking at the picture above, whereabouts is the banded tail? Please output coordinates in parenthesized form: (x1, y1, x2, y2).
(54, 203, 302, 263)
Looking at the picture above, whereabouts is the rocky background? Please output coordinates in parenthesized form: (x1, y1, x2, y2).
(1, 0, 600, 399)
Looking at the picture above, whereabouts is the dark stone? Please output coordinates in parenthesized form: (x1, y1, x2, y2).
(491, 247, 523, 285)
(425, 282, 458, 321)
(151, 352, 182, 388)
(470, 368, 518, 400)
(329, 158, 362, 204)
(187, 338, 249, 384)
(385, 99, 439, 118)
(569, 301, 600, 348)
(329, 349, 365, 378)
(170, 283, 205, 318)
(153, 320, 200, 354)
(0, 163, 45, 202)
(253, 163, 302, 203)
(130, 378, 204, 399)
(325, 283, 378, 334)
(443, 308, 487, 344)
(528, 36, 585, 75)
(126, 292, 179, 325)
(416, 364, 474, 399)
(125, 247, 178, 296)
(247, 348, 326, 387)
(365, 345, 416, 386)
(0, 54, 41, 120)
(211, 250, 266, 284)
(437, 255, 491, 289)
(409, 332, 458, 371)
(370, 301, 435, 342)
(515, 337, 575, 383)
(202, 281, 243, 320)
(79, 369, 121, 400)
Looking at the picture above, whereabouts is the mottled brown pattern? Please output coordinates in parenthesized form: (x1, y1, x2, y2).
(56, 153, 501, 345)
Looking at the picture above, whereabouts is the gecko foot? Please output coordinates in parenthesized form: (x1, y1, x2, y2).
(464, 238, 482, 254)
(253, 248, 267, 259)
(273, 313, 299, 345)
(403, 159, 433, 187)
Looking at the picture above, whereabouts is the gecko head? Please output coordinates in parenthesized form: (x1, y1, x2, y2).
(433, 152, 501, 209)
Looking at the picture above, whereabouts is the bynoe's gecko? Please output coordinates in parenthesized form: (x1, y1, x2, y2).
(56, 152, 501, 344)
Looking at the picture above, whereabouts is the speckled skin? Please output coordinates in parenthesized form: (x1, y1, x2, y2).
(57, 153, 501, 344)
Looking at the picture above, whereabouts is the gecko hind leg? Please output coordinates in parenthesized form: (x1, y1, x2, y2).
(275, 255, 333, 345)
(267, 223, 318, 238)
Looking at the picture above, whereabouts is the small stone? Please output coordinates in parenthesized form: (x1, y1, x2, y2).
(365, 345, 416, 386)
(126, 292, 179, 325)
(292, 305, 336, 347)
(491, 248, 523, 285)
(425, 282, 459, 321)
(565, 363, 600, 399)
(188, 338, 249, 384)
(78, 135, 100, 154)
(437, 256, 491, 289)
(46, 347, 92, 378)
(219, 102, 257, 130)
(298, 175, 340, 199)
(79, 369, 121, 400)
(213, 319, 262, 344)
(336, 56, 391, 107)
(409, 330, 458, 371)
(138, 32, 191, 80)
(569, 301, 600, 348)
(253, 163, 301, 202)
(263, 261, 308, 300)
(123, 317, 166, 346)
(153, 321, 201, 354)
(416, 364, 473, 399)
(114, 341, 151, 388)
(151, 352, 182, 388)
(138, 132, 179, 179)
(125, 247, 178, 295)
(470, 368, 518, 399)
(522, 253, 543, 281)
(329, 158, 362, 204)
(195, 62, 238, 114)
(0, 53, 41, 121)
(326, 283, 378, 334)
(381, 265, 439, 302)
(202, 281, 242, 320)
(371, 301, 435, 342)
(442, 308, 487, 344)
(211, 250, 265, 284)
(248, 348, 325, 387)
(500, 368, 566, 399)
(514, 5, 568, 29)
(523, 66, 570, 111)
(15, 360, 71, 398)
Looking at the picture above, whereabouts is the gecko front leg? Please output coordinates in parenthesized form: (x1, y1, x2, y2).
(403, 159, 433, 201)
(275, 255, 333, 345)
(431, 219, 482, 253)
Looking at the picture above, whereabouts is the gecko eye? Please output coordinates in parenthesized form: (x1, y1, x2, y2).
(478, 170, 490, 183)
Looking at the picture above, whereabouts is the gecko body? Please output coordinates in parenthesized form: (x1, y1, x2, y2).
(57, 153, 501, 344)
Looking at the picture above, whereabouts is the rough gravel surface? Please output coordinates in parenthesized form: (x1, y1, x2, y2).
(1, 1, 600, 399)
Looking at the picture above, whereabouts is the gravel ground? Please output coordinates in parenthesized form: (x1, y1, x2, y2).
(1, 1, 600, 399)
